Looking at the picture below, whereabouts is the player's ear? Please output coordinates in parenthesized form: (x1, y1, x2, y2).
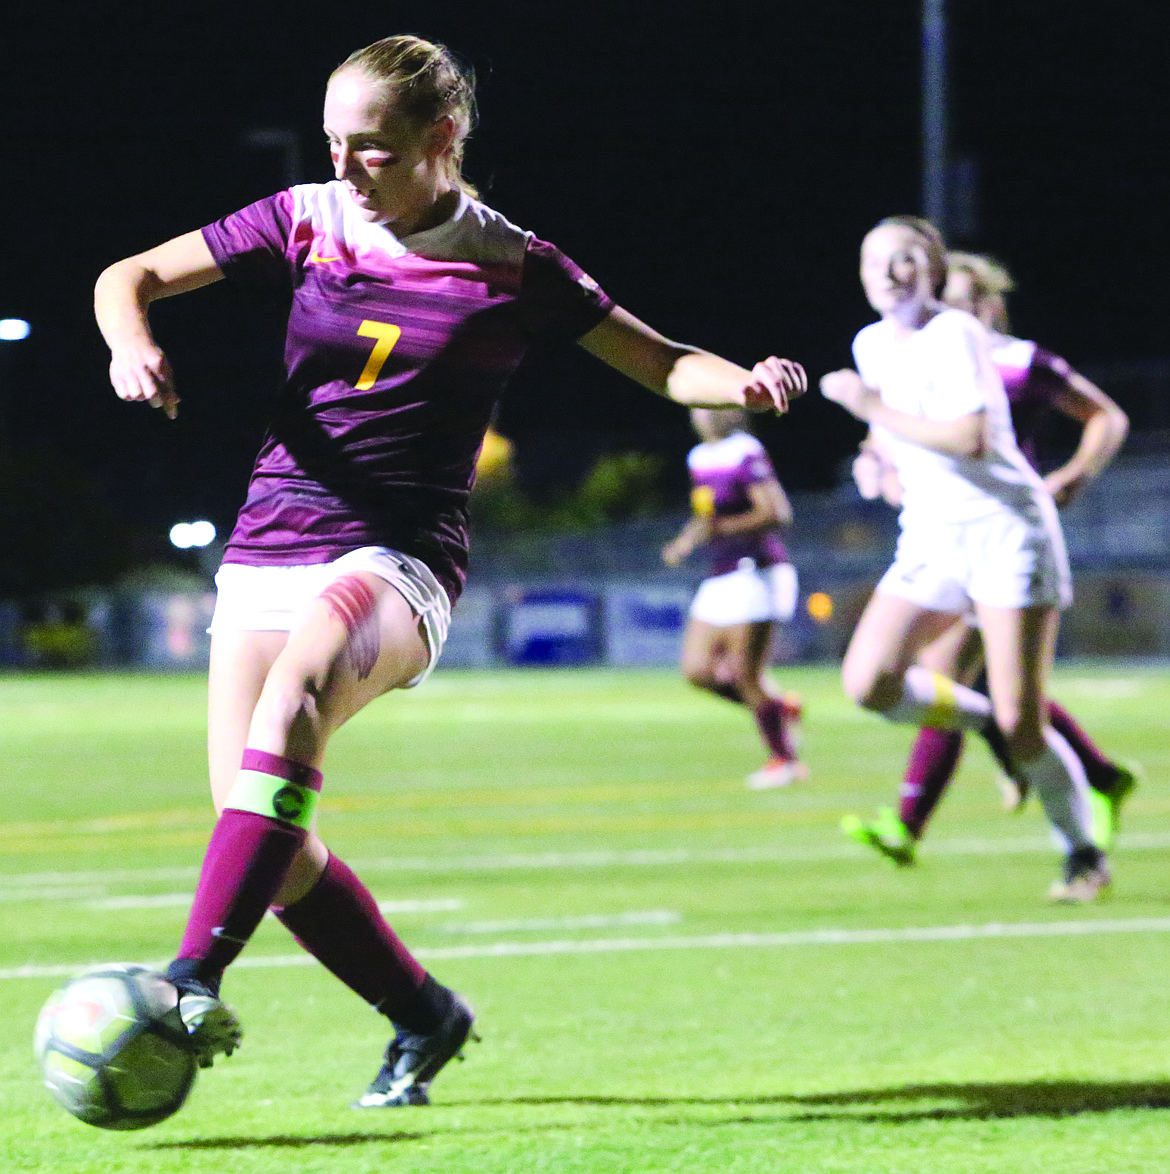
(425, 115, 457, 161)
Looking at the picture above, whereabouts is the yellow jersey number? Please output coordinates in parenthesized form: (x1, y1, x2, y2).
(355, 320, 402, 390)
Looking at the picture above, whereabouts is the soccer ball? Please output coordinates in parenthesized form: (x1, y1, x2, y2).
(34, 964, 198, 1130)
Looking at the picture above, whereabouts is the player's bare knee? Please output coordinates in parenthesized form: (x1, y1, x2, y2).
(251, 666, 326, 752)
(843, 666, 899, 712)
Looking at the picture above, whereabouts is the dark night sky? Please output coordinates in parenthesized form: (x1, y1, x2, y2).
(1, 1, 1167, 540)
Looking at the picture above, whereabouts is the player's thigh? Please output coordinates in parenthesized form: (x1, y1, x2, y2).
(208, 628, 288, 809)
(679, 617, 726, 677)
(277, 573, 430, 736)
(977, 603, 1058, 742)
(843, 591, 960, 699)
(916, 617, 983, 682)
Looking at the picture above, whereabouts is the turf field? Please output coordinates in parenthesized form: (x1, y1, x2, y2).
(1, 663, 1168, 1173)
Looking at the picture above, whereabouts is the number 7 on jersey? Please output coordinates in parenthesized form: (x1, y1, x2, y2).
(355, 320, 402, 390)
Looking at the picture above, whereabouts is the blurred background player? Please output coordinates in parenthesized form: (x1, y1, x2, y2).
(663, 407, 805, 789)
(843, 251, 1135, 864)
(94, 35, 806, 1107)
(821, 217, 1108, 902)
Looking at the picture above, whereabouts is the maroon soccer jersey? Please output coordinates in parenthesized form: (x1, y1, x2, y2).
(989, 334, 1074, 471)
(201, 183, 614, 602)
(686, 431, 788, 577)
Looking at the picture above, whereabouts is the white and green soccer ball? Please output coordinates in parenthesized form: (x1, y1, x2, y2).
(34, 964, 198, 1130)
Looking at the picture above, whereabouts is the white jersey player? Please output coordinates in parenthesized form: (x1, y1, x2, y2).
(821, 216, 1107, 902)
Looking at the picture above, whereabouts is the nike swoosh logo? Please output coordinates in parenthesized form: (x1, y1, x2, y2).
(308, 249, 341, 263)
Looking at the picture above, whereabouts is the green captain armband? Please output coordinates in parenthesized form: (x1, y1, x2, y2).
(225, 771, 320, 830)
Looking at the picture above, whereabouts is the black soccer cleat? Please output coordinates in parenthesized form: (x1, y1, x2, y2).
(164, 966, 243, 1070)
(352, 991, 477, 1108)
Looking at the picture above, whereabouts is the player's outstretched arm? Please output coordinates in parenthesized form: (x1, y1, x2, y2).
(95, 231, 224, 419)
(578, 306, 806, 413)
(1044, 369, 1129, 505)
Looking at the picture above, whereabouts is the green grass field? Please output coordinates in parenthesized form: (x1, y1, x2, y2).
(2, 663, 1168, 1173)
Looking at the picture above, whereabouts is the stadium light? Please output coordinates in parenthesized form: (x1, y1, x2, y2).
(169, 521, 217, 549)
(0, 318, 31, 341)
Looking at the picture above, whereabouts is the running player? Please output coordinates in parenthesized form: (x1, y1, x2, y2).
(663, 407, 805, 789)
(94, 35, 806, 1107)
(820, 217, 1107, 902)
(843, 252, 1134, 864)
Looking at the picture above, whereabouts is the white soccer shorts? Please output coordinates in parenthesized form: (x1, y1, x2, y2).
(209, 546, 451, 687)
(689, 561, 799, 626)
(877, 509, 1072, 613)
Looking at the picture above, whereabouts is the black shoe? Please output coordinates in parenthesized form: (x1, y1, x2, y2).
(164, 967, 243, 1069)
(352, 991, 476, 1107)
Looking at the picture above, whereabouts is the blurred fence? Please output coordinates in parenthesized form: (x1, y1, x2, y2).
(4, 455, 1170, 671)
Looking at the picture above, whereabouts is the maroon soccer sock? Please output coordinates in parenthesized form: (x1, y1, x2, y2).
(1046, 700, 1117, 792)
(753, 696, 796, 760)
(174, 750, 322, 988)
(899, 728, 964, 837)
(275, 852, 448, 1032)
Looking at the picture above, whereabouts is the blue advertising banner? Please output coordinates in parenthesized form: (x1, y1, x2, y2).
(603, 585, 692, 666)
(502, 589, 603, 666)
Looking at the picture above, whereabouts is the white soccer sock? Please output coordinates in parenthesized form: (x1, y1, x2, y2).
(882, 666, 993, 731)
(1015, 727, 1095, 852)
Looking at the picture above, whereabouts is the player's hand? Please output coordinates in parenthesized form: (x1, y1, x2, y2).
(819, 369, 874, 420)
(662, 540, 687, 567)
(109, 340, 180, 420)
(743, 357, 806, 414)
(851, 448, 885, 500)
(1044, 470, 1084, 508)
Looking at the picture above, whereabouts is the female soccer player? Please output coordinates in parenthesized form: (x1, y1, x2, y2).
(93, 36, 806, 1107)
(663, 408, 805, 788)
(844, 252, 1133, 864)
(820, 217, 1107, 903)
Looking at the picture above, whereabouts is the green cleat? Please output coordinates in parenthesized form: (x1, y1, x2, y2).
(841, 807, 916, 867)
(1088, 760, 1141, 849)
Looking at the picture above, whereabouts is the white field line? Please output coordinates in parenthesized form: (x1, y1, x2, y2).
(379, 898, 465, 914)
(435, 910, 681, 934)
(86, 894, 193, 910)
(4, 832, 1170, 898)
(7, 916, 1170, 980)
(79, 895, 466, 913)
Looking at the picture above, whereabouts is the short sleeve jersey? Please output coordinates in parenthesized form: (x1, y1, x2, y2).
(852, 308, 1046, 528)
(686, 431, 788, 577)
(201, 183, 614, 602)
(988, 333, 1074, 470)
